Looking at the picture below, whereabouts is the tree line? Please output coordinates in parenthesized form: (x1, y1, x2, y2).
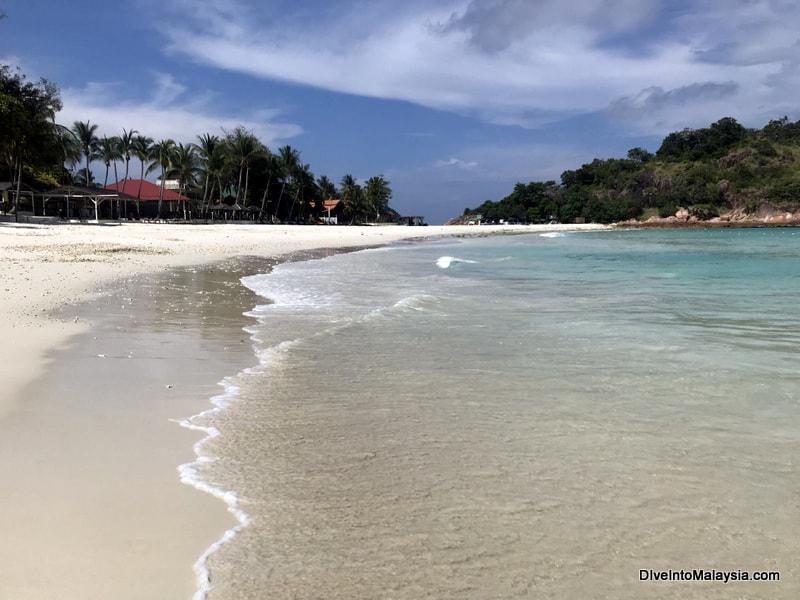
(1, 64, 392, 223)
(462, 116, 800, 224)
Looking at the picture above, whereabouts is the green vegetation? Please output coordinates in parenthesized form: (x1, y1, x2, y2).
(463, 116, 800, 224)
(1, 65, 391, 223)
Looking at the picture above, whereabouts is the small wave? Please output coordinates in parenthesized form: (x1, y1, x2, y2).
(178, 338, 299, 600)
(362, 293, 441, 322)
(436, 256, 478, 269)
(539, 232, 566, 238)
(393, 294, 439, 312)
(177, 379, 248, 600)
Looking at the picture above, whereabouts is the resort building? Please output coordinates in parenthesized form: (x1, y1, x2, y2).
(105, 179, 189, 218)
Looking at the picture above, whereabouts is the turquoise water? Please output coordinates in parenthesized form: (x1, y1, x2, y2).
(195, 229, 800, 599)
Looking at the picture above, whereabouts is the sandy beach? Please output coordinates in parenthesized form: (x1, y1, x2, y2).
(0, 221, 605, 599)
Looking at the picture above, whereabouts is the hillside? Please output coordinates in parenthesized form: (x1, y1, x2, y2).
(454, 117, 800, 225)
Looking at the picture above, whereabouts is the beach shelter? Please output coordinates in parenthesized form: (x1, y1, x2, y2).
(43, 185, 122, 220)
(225, 203, 244, 221)
(208, 202, 227, 220)
(246, 205, 260, 221)
(104, 179, 189, 218)
(0, 181, 38, 215)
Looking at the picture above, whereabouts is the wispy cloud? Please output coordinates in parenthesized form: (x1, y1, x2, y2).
(606, 81, 743, 132)
(148, 0, 797, 131)
(436, 157, 478, 170)
(439, 0, 657, 53)
(59, 72, 302, 144)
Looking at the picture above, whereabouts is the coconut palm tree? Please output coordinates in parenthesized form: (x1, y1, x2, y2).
(288, 163, 315, 221)
(206, 145, 227, 214)
(195, 133, 220, 211)
(98, 136, 122, 188)
(275, 145, 300, 220)
(168, 143, 199, 220)
(340, 174, 365, 223)
(257, 150, 280, 220)
(54, 123, 80, 182)
(71, 120, 98, 189)
(132, 135, 153, 217)
(117, 129, 137, 217)
(364, 175, 392, 222)
(317, 175, 337, 200)
(146, 139, 176, 219)
(227, 128, 264, 205)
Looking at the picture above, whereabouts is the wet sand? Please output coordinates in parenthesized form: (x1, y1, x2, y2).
(0, 258, 267, 599)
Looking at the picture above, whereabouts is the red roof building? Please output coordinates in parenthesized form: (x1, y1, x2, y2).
(321, 198, 341, 214)
(105, 179, 189, 202)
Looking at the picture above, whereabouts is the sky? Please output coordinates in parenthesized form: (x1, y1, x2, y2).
(2, 0, 799, 223)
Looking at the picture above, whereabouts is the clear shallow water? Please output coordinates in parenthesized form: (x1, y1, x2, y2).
(193, 230, 800, 599)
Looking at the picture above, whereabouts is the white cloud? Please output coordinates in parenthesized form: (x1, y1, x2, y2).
(440, 0, 658, 52)
(606, 81, 745, 133)
(148, 0, 795, 131)
(59, 72, 302, 145)
(399, 142, 589, 186)
(436, 157, 478, 170)
(0, 55, 22, 68)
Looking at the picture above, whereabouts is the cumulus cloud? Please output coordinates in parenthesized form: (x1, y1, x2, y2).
(58, 72, 302, 145)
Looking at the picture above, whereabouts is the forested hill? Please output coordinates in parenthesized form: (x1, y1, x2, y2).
(455, 117, 800, 225)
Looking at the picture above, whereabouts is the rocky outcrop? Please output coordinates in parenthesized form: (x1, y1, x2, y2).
(617, 205, 800, 227)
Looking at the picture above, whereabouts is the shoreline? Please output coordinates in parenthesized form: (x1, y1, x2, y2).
(615, 218, 800, 229)
(0, 222, 605, 599)
(176, 249, 365, 600)
(0, 223, 606, 418)
(0, 258, 269, 599)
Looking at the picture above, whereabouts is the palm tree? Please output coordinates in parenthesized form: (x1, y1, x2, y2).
(117, 129, 137, 218)
(132, 135, 153, 217)
(98, 136, 122, 188)
(195, 133, 220, 212)
(146, 139, 176, 219)
(340, 174, 365, 223)
(206, 145, 227, 214)
(364, 175, 392, 222)
(227, 128, 264, 205)
(275, 145, 300, 220)
(288, 163, 315, 221)
(71, 120, 98, 190)
(258, 150, 280, 220)
(317, 175, 337, 200)
(54, 123, 80, 183)
(168, 143, 199, 220)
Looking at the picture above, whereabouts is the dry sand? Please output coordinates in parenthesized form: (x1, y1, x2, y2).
(0, 221, 605, 599)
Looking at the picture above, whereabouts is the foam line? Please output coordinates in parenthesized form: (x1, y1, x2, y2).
(176, 340, 297, 599)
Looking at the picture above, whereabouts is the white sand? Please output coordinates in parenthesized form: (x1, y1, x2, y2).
(0, 221, 605, 599)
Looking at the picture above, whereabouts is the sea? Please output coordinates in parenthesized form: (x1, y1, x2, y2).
(184, 229, 800, 599)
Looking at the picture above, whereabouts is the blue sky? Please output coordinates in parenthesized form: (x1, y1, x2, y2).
(2, 0, 799, 222)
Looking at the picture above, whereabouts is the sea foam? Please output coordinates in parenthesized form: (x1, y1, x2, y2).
(436, 256, 478, 269)
(177, 338, 299, 600)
